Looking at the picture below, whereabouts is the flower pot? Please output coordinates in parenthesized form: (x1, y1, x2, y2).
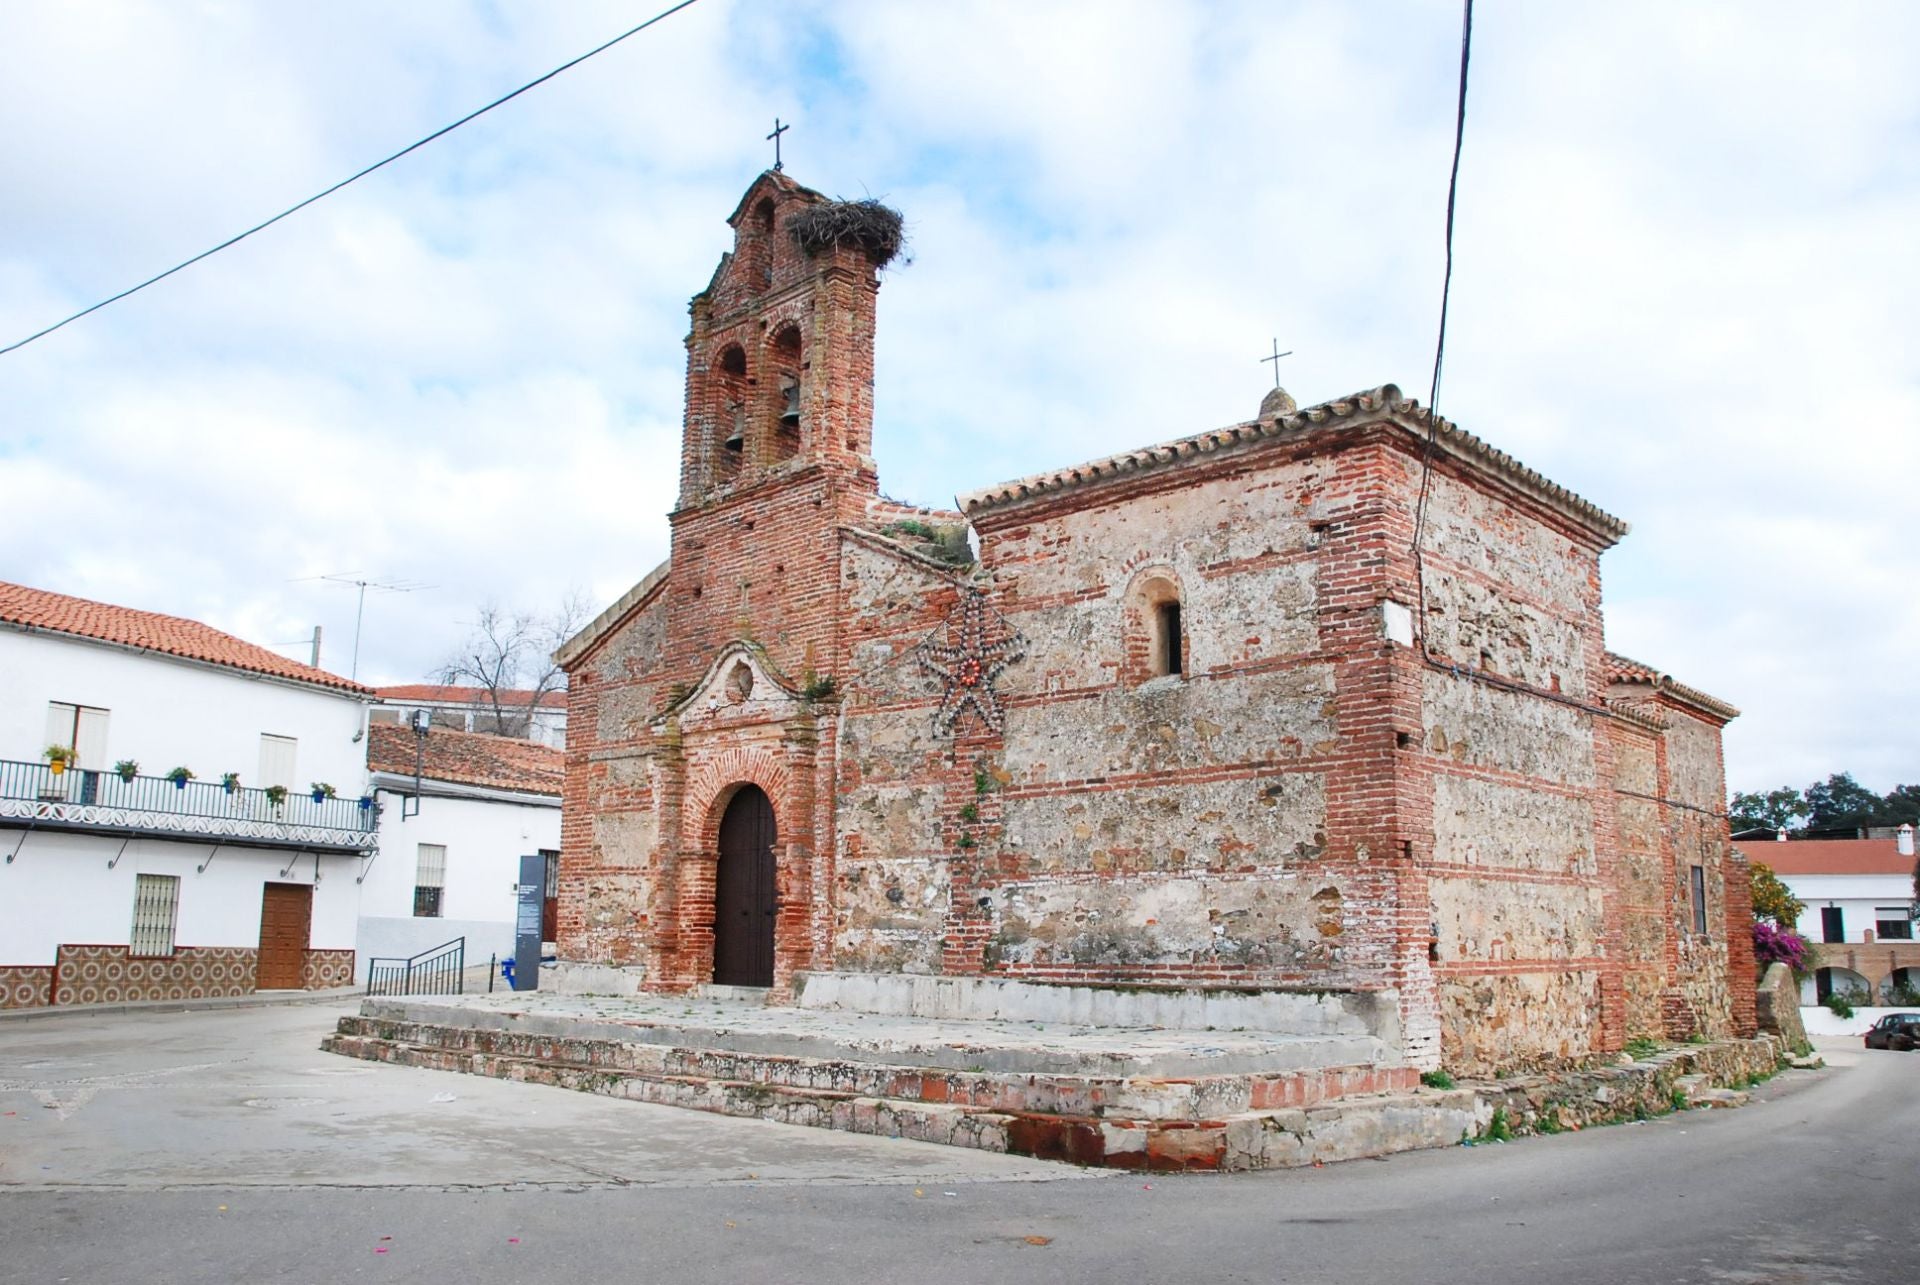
(310, 789, 326, 803)
(174, 778, 187, 790)
(358, 796, 373, 811)
(49, 760, 67, 777)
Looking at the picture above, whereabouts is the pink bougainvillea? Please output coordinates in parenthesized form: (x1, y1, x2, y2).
(1753, 920, 1810, 972)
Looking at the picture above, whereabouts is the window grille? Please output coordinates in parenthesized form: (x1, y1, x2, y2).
(130, 874, 180, 957)
(414, 844, 447, 918)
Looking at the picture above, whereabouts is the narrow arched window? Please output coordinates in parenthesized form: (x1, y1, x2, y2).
(1127, 571, 1186, 684)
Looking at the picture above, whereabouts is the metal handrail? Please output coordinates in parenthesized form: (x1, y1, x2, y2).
(0, 759, 376, 837)
(365, 936, 466, 997)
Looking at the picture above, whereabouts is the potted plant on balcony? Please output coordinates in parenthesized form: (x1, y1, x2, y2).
(113, 759, 139, 783)
(165, 766, 194, 790)
(310, 782, 336, 803)
(357, 793, 375, 812)
(264, 784, 289, 809)
(44, 745, 76, 777)
(221, 772, 241, 795)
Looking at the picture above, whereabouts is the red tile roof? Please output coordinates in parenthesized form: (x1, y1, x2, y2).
(1737, 838, 1912, 877)
(375, 683, 566, 710)
(366, 722, 563, 796)
(0, 579, 370, 695)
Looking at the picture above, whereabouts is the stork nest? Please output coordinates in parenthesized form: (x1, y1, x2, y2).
(787, 198, 907, 267)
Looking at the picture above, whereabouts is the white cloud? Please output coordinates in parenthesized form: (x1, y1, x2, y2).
(1, 0, 1915, 796)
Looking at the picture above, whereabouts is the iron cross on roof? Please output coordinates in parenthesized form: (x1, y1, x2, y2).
(1260, 338, 1293, 388)
(767, 118, 790, 172)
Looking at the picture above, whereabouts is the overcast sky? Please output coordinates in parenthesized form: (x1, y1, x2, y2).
(2, 1, 1915, 797)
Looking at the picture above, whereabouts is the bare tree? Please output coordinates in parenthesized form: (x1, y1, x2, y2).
(436, 594, 590, 737)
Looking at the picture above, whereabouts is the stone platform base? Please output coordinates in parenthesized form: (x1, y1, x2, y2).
(321, 991, 1458, 1171)
(319, 994, 1785, 1171)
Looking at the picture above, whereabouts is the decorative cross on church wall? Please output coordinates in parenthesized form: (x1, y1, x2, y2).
(767, 118, 790, 172)
(1260, 338, 1293, 388)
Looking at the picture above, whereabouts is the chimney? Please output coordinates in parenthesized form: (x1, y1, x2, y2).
(1899, 823, 1915, 858)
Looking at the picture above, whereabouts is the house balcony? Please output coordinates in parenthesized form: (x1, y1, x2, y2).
(0, 760, 378, 853)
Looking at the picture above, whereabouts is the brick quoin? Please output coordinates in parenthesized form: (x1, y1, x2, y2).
(549, 170, 1752, 1077)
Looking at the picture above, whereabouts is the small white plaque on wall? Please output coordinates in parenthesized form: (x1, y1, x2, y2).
(1381, 600, 1415, 648)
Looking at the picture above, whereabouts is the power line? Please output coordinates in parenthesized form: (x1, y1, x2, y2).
(0, 0, 705, 359)
(1410, 0, 1473, 634)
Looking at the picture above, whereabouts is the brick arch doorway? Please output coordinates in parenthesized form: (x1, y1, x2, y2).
(713, 784, 777, 987)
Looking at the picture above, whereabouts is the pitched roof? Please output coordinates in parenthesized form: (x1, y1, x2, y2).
(366, 722, 563, 796)
(1738, 838, 1912, 877)
(955, 385, 1630, 545)
(1605, 651, 1740, 723)
(0, 579, 370, 695)
(375, 684, 566, 710)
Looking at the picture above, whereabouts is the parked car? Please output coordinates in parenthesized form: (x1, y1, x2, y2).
(1863, 1013, 1920, 1051)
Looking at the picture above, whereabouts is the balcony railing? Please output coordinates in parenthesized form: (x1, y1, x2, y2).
(0, 760, 378, 852)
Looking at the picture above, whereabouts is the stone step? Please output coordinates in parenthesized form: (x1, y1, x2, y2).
(320, 1027, 1480, 1172)
(322, 1031, 1016, 1151)
(330, 1012, 1415, 1121)
(354, 996, 1395, 1077)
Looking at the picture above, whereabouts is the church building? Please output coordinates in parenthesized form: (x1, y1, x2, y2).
(551, 170, 1755, 1076)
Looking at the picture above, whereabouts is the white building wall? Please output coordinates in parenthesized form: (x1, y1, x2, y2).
(0, 628, 368, 793)
(353, 786, 559, 978)
(1, 830, 358, 965)
(1783, 873, 1915, 944)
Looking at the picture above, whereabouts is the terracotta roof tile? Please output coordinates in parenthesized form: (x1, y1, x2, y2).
(1737, 838, 1911, 877)
(0, 579, 370, 695)
(375, 683, 566, 710)
(954, 385, 1630, 544)
(366, 722, 563, 796)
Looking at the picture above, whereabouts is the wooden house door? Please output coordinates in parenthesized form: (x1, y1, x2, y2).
(712, 786, 776, 987)
(257, 883, 313, 989)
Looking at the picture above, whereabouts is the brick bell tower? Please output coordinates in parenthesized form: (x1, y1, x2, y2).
(636, 171, 903, 993)
(665, 169, 898, 686)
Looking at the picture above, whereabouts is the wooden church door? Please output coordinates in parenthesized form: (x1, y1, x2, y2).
(713, 785, 777, 986)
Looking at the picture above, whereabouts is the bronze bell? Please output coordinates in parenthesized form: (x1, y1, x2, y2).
(779, 377, 801, 426)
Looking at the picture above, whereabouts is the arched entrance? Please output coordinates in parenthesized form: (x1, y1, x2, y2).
(713, 785, 777, 986)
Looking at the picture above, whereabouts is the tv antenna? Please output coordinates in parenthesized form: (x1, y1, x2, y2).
(295, 574, 434, 680)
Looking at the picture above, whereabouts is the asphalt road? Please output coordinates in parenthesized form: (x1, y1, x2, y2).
(0, 1004, 1911, 1284)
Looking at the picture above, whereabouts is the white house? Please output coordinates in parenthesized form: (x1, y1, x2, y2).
(1739, 828, 1919, 1004)
(0, 580, 376, 1009)
(371, 684, 567, 750)
(354, 721, 562, 980)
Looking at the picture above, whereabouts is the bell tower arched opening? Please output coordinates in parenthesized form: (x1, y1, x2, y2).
(768, 322, 803, 463)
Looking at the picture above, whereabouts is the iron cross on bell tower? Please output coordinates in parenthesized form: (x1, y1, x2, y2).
(766, 118, 790, 172)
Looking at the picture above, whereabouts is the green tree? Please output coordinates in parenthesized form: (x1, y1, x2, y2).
(1729, 786, 1806, 834)
(1748, 862, 1804, 930)
(1881, 783, 1920, 824)
(1803, 772, 1890, 832)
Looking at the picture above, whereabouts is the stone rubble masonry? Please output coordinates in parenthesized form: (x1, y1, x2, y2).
(551, 170, 1749, 1082)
